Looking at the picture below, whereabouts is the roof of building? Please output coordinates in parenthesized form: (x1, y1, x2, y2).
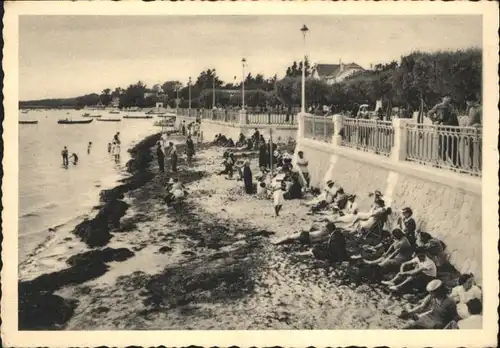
(314, 62, 364, 78)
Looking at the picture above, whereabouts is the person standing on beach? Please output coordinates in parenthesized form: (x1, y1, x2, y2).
(243, 160, 253, 194)
(186, 135, 195, 166)
(107, 142, 112, 153)
(168, 141, 178, 172)
(87, 142, 92, 154)
(61, 146, 69, 166)
(113, 132, 121, 144)
(296, 151, 310, 187)
(113, 141, 121, 162)
(156, 141, 165, 173)
(273, 181, 286, 217)
(71, 153, 79, 165)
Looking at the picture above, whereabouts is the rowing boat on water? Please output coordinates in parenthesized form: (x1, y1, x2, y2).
(96, 118, 121, 122)
(19, 120, 38, 124)
(123, 115, 153, 119)
(83, 114, 102, 118)
(57, 119, 94, 124)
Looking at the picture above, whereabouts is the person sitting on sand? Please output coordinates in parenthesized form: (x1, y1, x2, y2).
(236, 133, 246, 147)
(275, 221, 337, 246)
(283, 171, 303, 200)
(330, 187, 348, 211)
(397, 207, 417, 247)
(218, 151, 235, 178)
(226, 138, 235, 148)
(321, 194, 359, 225)
(311, 227, 350, 262)
(382, 248, 437, 292)
(400, 279, 457, 329)
(450, 273, 482, 305)
(257, 181, 267, 199)
(445, 298, 482, 329)
(362, 228, 413, 271)
(347, 197, 387, 234)
(304, 180, 339, 212)
(415, 231, 447, 268)
(164, 178, 187, 207)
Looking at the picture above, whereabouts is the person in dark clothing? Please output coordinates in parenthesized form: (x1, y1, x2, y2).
(252, 128, 260, 149)
(107, 143, 112, 153)
(156, 142, 165, 173)
(181, 122, 186, 136)
(186, 135, 195, 165)
(71, 153, 78, 165)
(258, 141, 268, 168)
(113, 132, 121, 144)
(284, 172, 303, 200)
(168, 142, 178, 172)
(243, 161, 253, 194)
(61, 146, 69, 166)
(428, 96, 460, 166)
(398, 207, 417, 247)
(312, 228, 350, 262)
(236, 133, 246, 147)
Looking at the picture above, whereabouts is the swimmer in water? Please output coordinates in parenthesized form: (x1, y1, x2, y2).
(61, 146, 69, 166)
(72, 153, 79, 165)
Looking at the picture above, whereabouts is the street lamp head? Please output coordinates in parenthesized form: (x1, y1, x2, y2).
(300, 24, 309, 34)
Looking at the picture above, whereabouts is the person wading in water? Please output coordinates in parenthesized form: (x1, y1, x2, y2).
(61, 146, 69, 166)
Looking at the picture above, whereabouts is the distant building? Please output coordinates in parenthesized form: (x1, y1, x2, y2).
(111, 97, 120, 107)
(312, 60, 365, 84)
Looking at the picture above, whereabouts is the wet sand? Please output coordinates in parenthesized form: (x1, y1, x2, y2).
(19, 134, 423, 330)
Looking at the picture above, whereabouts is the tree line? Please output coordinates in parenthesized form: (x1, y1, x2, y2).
(20, 48, 481, 114)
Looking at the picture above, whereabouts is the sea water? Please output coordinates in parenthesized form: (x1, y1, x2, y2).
(18, 109, 163, 267)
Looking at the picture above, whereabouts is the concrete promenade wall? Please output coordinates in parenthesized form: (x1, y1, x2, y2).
(295, 134, 482, 282)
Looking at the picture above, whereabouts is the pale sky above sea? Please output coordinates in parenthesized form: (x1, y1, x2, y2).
(19, 15, 482, 101)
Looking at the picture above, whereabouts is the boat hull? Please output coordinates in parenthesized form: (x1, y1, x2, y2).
(123, 115, 153, 119)
(97, 118, 121, 122)
(57, 119, 94, 124)
(19, 121, 38, 124)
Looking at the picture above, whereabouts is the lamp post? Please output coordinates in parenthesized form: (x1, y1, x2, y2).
(241, 58, 246, 110)
(175, 83, 180, 115)
(300, 24, 309, 114)
(188, 76, 192, 116)
(212, 70, 216, 109)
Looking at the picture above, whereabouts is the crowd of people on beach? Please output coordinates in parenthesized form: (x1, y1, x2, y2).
(152, 123, 482, 330)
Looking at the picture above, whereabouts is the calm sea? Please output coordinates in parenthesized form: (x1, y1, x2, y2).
(18, 109, 164, 265)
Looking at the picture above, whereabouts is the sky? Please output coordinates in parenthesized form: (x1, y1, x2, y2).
(19, 15, 482, 101)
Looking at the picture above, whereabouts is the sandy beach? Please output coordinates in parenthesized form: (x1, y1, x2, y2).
(18, 132, 430, 330)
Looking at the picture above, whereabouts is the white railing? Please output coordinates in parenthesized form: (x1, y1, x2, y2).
(406, 124, 482, 176)
(340, 118, 394, 156)
(303, 115, 335, 143)
(247, 113, 297, 125)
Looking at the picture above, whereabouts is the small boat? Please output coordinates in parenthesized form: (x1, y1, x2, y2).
(82, 113, 90, 117)
(19, 120, 38, 124)
(57, 119, 94, 124)
(123, 115, 153, 119)
(109, 110, 120, 114)
(97, 118, 121, 122)
(82, 114, 101, 118)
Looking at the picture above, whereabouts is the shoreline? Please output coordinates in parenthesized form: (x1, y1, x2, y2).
(18, 132, 163, 330)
